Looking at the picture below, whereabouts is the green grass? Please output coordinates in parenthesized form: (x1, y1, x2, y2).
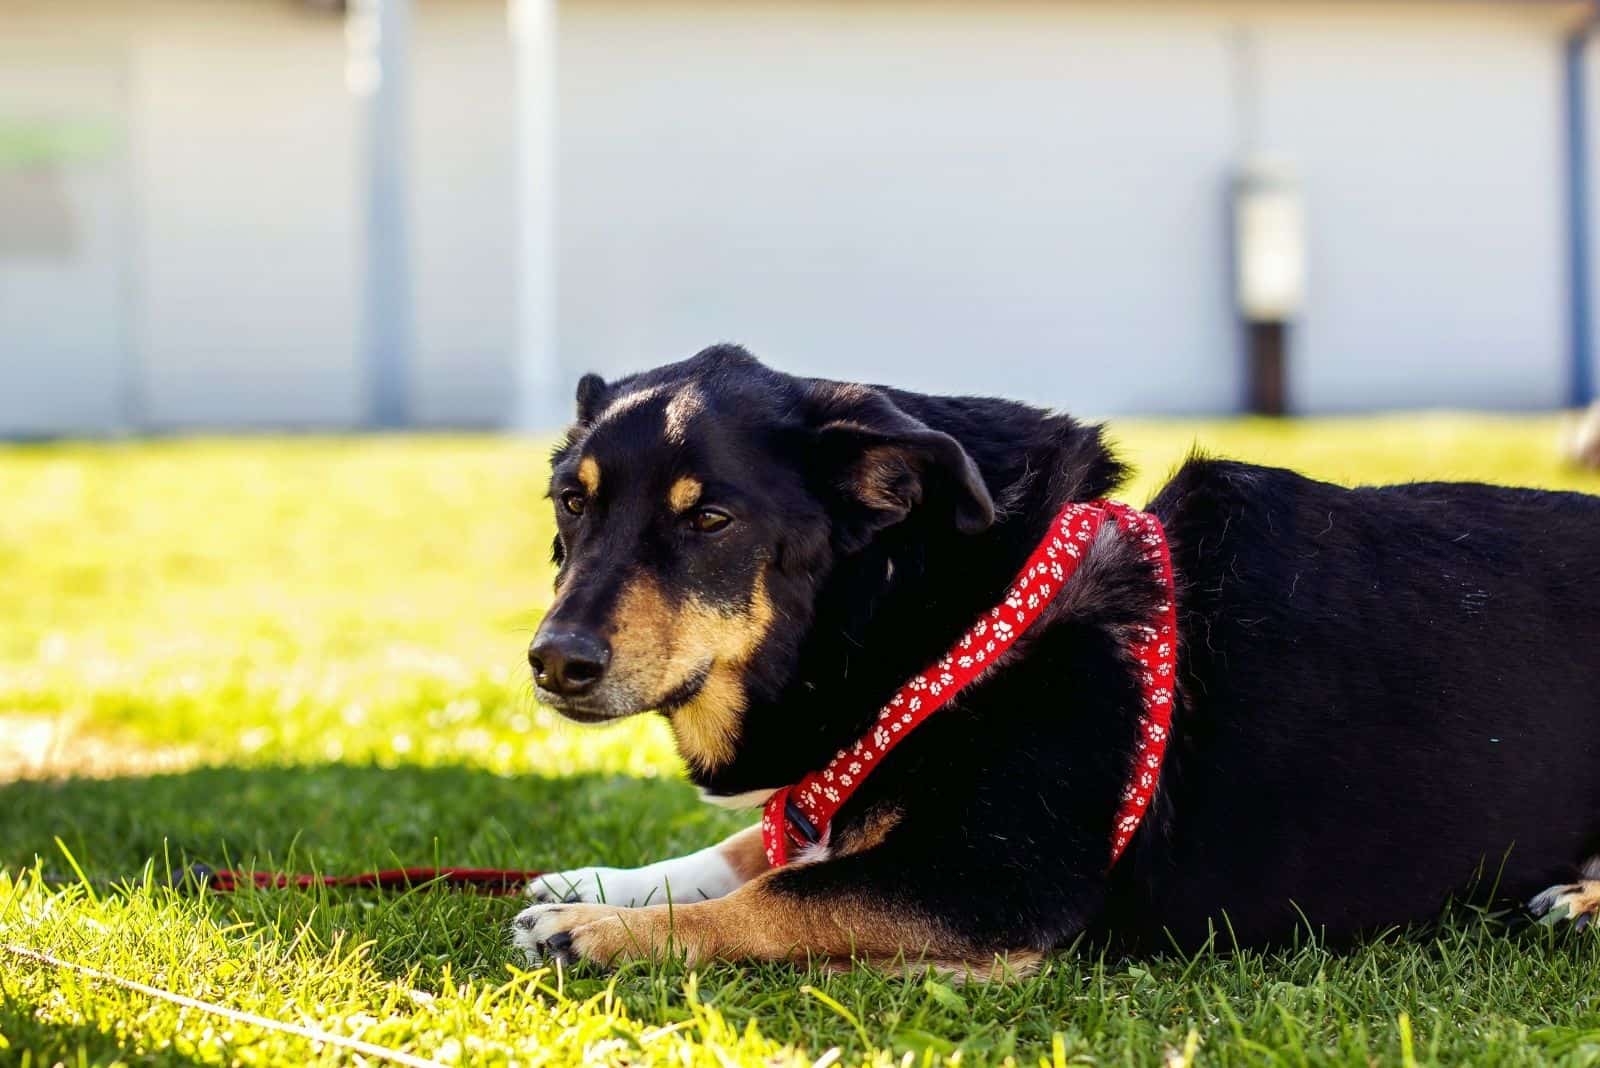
(3, 416, 1600, 1067)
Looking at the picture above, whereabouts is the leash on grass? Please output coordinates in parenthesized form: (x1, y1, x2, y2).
(0, 941, 448, 1068)
(39, 864, 545, 895)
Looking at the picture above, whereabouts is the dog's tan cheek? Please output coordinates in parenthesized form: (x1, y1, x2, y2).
(606, 575, 687, 700)
(605, 568, 776, 770)
(671, 670, 743, 771)
(669, 571, 775, 771)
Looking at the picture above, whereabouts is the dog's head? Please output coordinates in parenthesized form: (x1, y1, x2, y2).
(528, 345, 995, 772)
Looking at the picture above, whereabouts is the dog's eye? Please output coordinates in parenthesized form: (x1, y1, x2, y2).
(559, 490, 587, 517)
(689, 508, 732, 534)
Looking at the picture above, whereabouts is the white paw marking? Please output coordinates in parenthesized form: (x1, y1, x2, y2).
(525, 847, 741, 907)
(526, 866, 658, 906)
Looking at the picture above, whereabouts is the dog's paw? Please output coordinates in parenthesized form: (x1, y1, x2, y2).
(1530, 880, 1600, 930)
(525, 856, 741, 906)
(511, 902, 639, 967)
(526, 866, 661, 906)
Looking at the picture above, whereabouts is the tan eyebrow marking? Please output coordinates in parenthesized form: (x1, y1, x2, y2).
(578, 456, 601, 495)
(664, 385, 705, 444)
(669, 476, 703, 512)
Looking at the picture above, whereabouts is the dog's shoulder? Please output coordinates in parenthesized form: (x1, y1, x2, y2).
(1145, 455, 1329, 558)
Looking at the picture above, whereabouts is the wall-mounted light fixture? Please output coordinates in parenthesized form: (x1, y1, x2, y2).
(1234, 156, 1305, 416)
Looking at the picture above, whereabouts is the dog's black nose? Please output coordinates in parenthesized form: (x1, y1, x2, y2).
(528, 628, 611, 696)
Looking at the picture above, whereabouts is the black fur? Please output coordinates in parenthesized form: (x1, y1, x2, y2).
(536, 346, 1600, 954)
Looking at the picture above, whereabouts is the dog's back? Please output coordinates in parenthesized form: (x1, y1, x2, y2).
(1127, 460, 1600, 947)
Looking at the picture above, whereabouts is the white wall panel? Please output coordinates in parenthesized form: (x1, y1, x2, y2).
(0, 43, 131, 435)
(0, 1, 1582, 431)
(133, 3, 362, 428)
(557, 3, 1241, 415)
(413, 0, 518, 426)
(1253, 9, 1569, 412)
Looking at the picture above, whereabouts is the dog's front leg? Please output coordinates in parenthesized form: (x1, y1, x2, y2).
(526, 823, 765, 906)
(513, 853, 1044, 977)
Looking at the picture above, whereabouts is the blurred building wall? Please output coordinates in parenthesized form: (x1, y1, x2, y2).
(135, 3, 363, 427)
(561, 2, 1578, 415)
(1252, 17, 1568, 412)
(0, 22, 134, 435)
(1, 0, 515, 433)
(0, 0, 1591, 433)
(559, 3, 1243, 414)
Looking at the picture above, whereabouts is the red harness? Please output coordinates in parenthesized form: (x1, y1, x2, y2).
(762, 499, 1179, 868)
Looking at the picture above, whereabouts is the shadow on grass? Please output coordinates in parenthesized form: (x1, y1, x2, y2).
(0, 762, 750, 983)
(0, 762, 747, 877)
(7, 766, 1598, 1065)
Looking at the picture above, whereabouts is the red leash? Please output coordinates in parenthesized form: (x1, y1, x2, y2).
(763, 498, 1179, 868)
(92, 864, 544, 896)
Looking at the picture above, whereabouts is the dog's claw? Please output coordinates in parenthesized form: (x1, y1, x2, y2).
(513, 902, 599, 967)
(544, 931, 576, 964)
(1536, 901, 1570, 926)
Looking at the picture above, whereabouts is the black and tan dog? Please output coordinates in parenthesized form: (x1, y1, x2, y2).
(512, 345, 1600, 974)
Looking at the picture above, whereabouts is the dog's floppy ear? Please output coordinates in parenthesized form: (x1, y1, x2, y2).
(803, 383, 995, 552)
(574, 373, 609, 425)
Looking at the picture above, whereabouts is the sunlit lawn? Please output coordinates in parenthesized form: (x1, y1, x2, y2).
(3, 415, 1600, 1066)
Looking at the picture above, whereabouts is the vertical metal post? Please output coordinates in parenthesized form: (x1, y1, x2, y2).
(348, 0, 414, 429)
(510, 0, 559, 431)
(1567, 20, 1597, 409)
(1247, 323, 1288, 417)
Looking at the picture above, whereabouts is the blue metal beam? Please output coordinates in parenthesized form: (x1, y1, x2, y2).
(1567, 17, 1597, 408)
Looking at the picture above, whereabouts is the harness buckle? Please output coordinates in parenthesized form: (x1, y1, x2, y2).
(784, 799, 821, 849)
